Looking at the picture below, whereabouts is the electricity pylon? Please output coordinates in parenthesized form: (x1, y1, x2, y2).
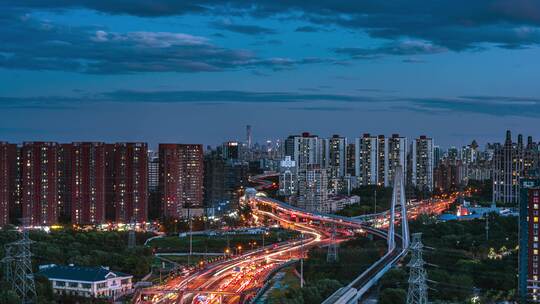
(1, 218, 37, 303)
(327, 224, 339, 263)
(406, 233, 428, 304)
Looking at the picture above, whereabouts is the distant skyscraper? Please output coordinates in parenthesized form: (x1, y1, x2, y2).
(106, 143, 148, 223)
(355, 134, 377, 185)
(524, 136, 539, 178)
(246, 125, 252, 149)
(0, 142, 17, 227)
(433, 146, 442, 169)
(297, 164, 328, 213)
(160, 144, 204, 219)
(21, 142, 59, 226)
(411, 136, 434, 192)
(222, 141, 241, 160)
(70, 142, 106, 225)
(493, 131, 522, 204)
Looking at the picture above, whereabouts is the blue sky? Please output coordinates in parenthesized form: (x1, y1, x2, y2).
(1, 0, 540, 147)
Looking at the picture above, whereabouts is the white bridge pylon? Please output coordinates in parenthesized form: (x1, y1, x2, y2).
(387, 166, 410, 252)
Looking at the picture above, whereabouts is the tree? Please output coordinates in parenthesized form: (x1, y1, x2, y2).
(379, 288, 406, 304)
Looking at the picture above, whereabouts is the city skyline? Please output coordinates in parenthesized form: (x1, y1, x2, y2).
(0, 2, 537, 303)
(1, 1, 540, 147)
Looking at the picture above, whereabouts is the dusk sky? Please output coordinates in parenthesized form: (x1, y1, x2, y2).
(1, 0, 540, 148)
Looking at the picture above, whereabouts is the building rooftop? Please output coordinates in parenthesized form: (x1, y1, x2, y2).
(38, 264, 131, 282)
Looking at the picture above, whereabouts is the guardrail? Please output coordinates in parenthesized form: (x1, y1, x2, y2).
(246, 259, 298, 304)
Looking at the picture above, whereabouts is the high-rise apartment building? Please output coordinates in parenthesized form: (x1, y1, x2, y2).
(70, 142, 106, 225)
(387, 134, 407, 187)
(434, 159, 464, 193)
(519, 179, 540, 302)
(204, 150, 249, 211)
(284, 132, 322, 168)
(57, 144, 72, 222)
(21, 142, 59, 226)
(326, 135, 347, 179)
(411, 136, 434, 192)
(354, 134, 407, 187)
(0, 142, 17, 227)
(297, 164, 328, 213)
(106, 143, 148, 223)
(148, 151, 160, 192)
(278, 156, 297, 196)
(159, 144, 204, 219)
(346, 143, 356, 176)
(355, 134, 377, 185)
(376, 135, 387, 186)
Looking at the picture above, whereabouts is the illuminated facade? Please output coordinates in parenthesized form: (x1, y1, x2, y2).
(355, 134, 378, 185)
(0, 142, 17, 227)
(106, 143, 148, 223)
(21, 142, 59, 226)
(159, 144, 204, 219)
(412, 135, 434, 192)
(297, 164, 328, 213)
(284, 132, 323, 169)
(493, 131, 523, 204)
(520, 179, 540, 302)
(70, 142, 106, 225)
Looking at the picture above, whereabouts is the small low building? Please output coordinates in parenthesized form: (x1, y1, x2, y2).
(328, 195, 361, 213)
(38, 264, 133, 300)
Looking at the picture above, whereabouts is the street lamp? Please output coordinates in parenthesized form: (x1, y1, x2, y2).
(300, 233, 304, 288)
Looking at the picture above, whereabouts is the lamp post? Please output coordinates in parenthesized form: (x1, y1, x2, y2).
(300, 233, 304, 288)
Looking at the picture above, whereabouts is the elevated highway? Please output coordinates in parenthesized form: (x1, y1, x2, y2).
(134, 169, 454, 304)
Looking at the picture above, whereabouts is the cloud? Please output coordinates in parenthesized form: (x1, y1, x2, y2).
(295, 26, 325, 32)
(0, 90, 380, 111)
(0, 13, 320, 73)
(402, 58, 427, 63)
(406, 96, 540, 117)
(288, 106, 355, 111)
(4, 0, 540, 50)
(3, 90, 540, 118)
(100, 90, 367, 103)
(211, 20, 276, 35)
(334, 40, 447, 58)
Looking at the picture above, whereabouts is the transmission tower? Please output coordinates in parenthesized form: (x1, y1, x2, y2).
(406, 233, 428, 304)
(128, 219, 136, 248)
(1, 218, 37, 303)
(326, 224, 338, 263)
